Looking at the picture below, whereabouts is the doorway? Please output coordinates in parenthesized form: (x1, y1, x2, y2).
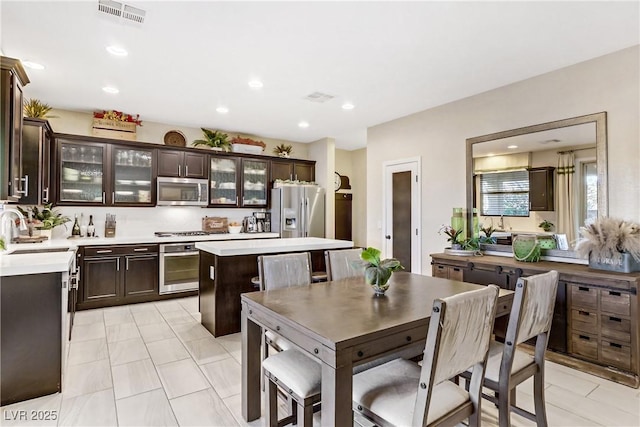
(383, 158, 421, 274)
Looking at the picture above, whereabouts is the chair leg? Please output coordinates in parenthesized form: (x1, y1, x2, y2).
(510, 387, 517, 407)
(296, 400, 313, 427)
(498, 384, 512, 427)
(266, 379, 279, 427)
(533, 370, 548, 427)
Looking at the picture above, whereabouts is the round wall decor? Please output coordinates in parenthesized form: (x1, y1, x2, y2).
(164, 130, 186, 147)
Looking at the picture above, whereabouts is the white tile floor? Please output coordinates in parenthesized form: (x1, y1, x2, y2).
(2, 296, 639, 426)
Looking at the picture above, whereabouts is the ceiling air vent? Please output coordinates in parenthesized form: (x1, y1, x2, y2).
(304, 92, 335, 103)
(98, 0, 146, 24)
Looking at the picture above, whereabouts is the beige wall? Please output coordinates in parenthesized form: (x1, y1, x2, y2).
(351, 148, 367, 247)
(367, 45, 640, 274)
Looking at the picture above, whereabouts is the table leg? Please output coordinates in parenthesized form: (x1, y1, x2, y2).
(321, 356, 353, 426)
(242, 305, 262, 422)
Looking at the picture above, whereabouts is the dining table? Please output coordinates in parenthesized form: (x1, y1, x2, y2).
(240, 271, 514, 426)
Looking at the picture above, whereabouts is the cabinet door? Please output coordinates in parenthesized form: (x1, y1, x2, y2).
(184, 152, 207, 178)
(270, 159, 294, 181)
(241, 159, 268, 207)
(124, 254, 158, 297)
(529, 167, 554, 211)
(58, 140, 106, 205)
(10, 72, 24, 200)
(112, 146, 154, 206)
(294, 162, 315, 182)
(210, 157, 240, 206)
(20, 119, 51, 204)
(82, 257, 120, 303)
(157, 150, 183, 177)
(41, 126, 52, 204)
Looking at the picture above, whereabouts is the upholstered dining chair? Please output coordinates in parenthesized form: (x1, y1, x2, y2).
(325, 248, 364, 281)
(352, 284, 500, 427)
(461, 270, 559, 427)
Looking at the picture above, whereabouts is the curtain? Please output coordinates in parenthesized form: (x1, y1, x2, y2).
(557, 152, 575, 246)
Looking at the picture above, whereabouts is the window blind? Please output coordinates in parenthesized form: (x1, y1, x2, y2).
(480, 170, 529, 217)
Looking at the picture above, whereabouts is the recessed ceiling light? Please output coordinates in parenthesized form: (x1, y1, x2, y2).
(342, 103, 355, 110)
(22, 61, 45, 70)
(248, 80, 263, 89)
(507, 145, 518, 149)
(102, 86, 119, 94)
(298, 121, 309, 128)
(106, 46, 128, 56)
(216, 106, 229, 114)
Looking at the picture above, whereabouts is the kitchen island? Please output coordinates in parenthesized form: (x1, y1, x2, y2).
(196, 237, 353, 336)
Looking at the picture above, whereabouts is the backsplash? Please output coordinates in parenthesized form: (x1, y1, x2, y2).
(51, 206, 263, 239)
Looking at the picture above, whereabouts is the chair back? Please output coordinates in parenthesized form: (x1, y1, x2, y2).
(413, 285, 499, 426)
(511, 270, 559, 345)
(325, 248, 364, 281)
(258, 252, 313, 291)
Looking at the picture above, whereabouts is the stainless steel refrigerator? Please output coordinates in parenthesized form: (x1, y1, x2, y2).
(271, 184, 325, 238)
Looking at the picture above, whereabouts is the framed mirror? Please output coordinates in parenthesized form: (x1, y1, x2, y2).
(465, 112, 607, 247)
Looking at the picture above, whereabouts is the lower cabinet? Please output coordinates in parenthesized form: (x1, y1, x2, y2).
(78, 244, 158, 309)
(432, 263, 464, 281)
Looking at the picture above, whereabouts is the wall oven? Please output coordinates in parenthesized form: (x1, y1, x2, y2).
(159, 243, 200, 294)
(157, 177, 208, 206)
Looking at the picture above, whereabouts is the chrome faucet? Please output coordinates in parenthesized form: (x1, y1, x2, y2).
(0, 206, 28, 243)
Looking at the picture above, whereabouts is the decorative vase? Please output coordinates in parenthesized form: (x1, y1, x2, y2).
(451, 243, 462, 250)
(39, 229, 52, 240)
(366, 274, 391, 296)
(278, 152, 290, 158)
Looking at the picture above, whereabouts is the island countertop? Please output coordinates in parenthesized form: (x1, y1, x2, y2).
(196, 237, 353, 256)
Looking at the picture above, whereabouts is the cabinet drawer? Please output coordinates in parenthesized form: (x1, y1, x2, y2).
(571, 332, 598, 361)
(570, 285, 598, 310)
(599, 290, 630, 316)
(600, 339, 631, 371)
(571, 309, 598, 332)
(84, 244, 158, 257)
(449, 267, 464, 282)
(600, 314, 631, 343)
(432, 265, 449, 279)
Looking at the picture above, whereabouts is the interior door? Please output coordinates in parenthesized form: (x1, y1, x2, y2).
(383, 159, 421, 274)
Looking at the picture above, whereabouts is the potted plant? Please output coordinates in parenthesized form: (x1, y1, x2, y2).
(23, 98, 58, 119)
(193, 128, 230, 151)
(539, 220, 554, 232)
(273, 143, 293, 158)
(480, 225, 497, 244)
(439, 225, 463, 250)
(357, 247, 403, 296)
(16, 203, 71, 239)
(576, 217, 640, 272)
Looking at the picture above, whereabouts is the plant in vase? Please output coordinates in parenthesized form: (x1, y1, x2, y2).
(273, 143, 293, 158)
(193, 128, 230, 151)
(480, 225, 497, 244)
(23, 98, 58, 119)
(539, 220, 554, 232)
(359, 247, 404, 296)
(575, 217, 640, 271)
(16, 203, 70, 238)
(439, 225, 463, 250)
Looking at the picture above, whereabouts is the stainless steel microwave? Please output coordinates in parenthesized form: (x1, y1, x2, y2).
(157, 177, 208, 206)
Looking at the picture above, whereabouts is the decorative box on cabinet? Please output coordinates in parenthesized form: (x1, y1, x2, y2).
(1, 56, 30, 201)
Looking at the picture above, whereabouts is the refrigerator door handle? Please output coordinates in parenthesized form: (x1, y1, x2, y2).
(300, 198, 305, 237)
(305, 197, 310, 237)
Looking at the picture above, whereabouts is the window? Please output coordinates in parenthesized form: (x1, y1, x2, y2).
(479, 170, 529, 217)
(581, 161, 598, 226)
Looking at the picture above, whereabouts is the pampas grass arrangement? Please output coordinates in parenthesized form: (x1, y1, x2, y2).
(576, 217, 640, 262)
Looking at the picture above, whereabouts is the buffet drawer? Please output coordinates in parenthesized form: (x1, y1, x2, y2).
(570, 285, 598, 310)
(600, 290, 630, 316)
(571, 332, 598, 361)
(571, 309, 598, 332)
(600, 314, 631, 343)
(600, 339, 631, 371)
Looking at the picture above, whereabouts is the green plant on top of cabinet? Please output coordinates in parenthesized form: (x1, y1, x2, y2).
(209, 156, 268, 207)
(157, 149, 207, 179)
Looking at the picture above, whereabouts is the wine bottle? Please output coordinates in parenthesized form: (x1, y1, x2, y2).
(87, 215, 95, 238)
(71, 214, 81, 236)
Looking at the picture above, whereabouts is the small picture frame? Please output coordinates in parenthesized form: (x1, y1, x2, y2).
(555, 234, 569, 250)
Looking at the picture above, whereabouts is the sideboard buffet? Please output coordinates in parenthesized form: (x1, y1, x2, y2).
(431, 253, 640, 388)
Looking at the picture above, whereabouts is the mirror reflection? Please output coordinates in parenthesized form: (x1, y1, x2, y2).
(466, 113, 607, 249)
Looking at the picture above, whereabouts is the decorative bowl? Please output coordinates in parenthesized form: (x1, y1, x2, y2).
(228, 225, 242, 234)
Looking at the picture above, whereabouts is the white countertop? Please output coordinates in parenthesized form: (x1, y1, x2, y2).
(0, 232, 279, 276)
(196, 237, 354, 256)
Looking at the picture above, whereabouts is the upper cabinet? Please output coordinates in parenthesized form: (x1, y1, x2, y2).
(209, 156, 268, 208)
(529, 167, 555, 211)
(157, 150, 207, 179)
(210, 157, 240, 206)
(241, 159, 268, 207)
(55, 136, 155, 207)
(271, 159, 315, 182)
(1, 56, 30, 201)
(21, 118, 53, 204)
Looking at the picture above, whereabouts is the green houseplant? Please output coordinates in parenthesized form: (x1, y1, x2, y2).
(359, 247, 404, 295)
(16, 203, 70, 231)
(23, 98, 58, 119)
(193, 128, 231, 151)
(539, 220, 554, 232)
(439, 225, 463, 249)
(273, 143, 293, 158)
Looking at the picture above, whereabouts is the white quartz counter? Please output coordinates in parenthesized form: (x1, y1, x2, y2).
(0, 250, 76, 277)
(196, 237, 353, 256)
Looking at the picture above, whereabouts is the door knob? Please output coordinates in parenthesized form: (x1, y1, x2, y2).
(385, 235, 391, 240)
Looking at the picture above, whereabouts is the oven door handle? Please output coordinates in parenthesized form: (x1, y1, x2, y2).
(162, 251, 199, 257)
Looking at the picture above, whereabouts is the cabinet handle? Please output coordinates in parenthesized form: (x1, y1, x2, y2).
(133, 248, 149, 252)
(609, 291, 621, 297)
(185, 165, 189, 176)
(609, 342, 623, 349)
(15, 175, 29, 197)
(102, 192, 105, 203)
(578, 334, 590, 341)
(96, 249, 112, 254)
(236, 196, 238, 204)
(453, 268, 460, 272)
(578, 310, 590, 316)
(578, 286, 589, 292)
(609, 316, 622, 323)
(112, 192, 115, 202)
(117, 258, 120, 271)
(437, 265, 445, 270)
(126, 258, 129, 270)
(43, 187, 49, 203)
(178, 164, 181, 176)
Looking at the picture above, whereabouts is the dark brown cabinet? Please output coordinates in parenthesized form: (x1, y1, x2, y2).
(78, 244, 158, 309)
(158, 150, 207, 179)
(335, 193, 353, 241)
(21, 118, 53, 204)
(209, 156, 268, 208)
(271, 159, 315, 182)
(529, 167, 554, 211)
(1, 56, 30, 201)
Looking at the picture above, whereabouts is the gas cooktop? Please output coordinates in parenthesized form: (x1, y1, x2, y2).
(154, 231, 214, 237)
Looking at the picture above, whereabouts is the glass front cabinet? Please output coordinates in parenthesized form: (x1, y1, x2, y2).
(210, 157, 240, 206)
(57, 138, 155, 206)
(209, 156, 268, 207)
(241, 159, 268, 207)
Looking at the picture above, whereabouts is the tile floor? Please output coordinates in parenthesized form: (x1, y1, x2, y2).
(2, 296, 639, 426)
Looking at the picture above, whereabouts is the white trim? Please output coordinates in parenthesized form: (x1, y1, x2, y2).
(382, 157, 422, 274)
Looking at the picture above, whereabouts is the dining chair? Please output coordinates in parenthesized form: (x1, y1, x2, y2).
(325, 248, 364, 281)
(461, 270, 559, 427)
(352, 284, 500, 427)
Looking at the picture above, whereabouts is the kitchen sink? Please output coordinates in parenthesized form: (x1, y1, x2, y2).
(8, 247, 72, 255)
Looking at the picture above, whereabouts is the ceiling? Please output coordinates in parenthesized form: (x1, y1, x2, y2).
(1, 1, 638, 150)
